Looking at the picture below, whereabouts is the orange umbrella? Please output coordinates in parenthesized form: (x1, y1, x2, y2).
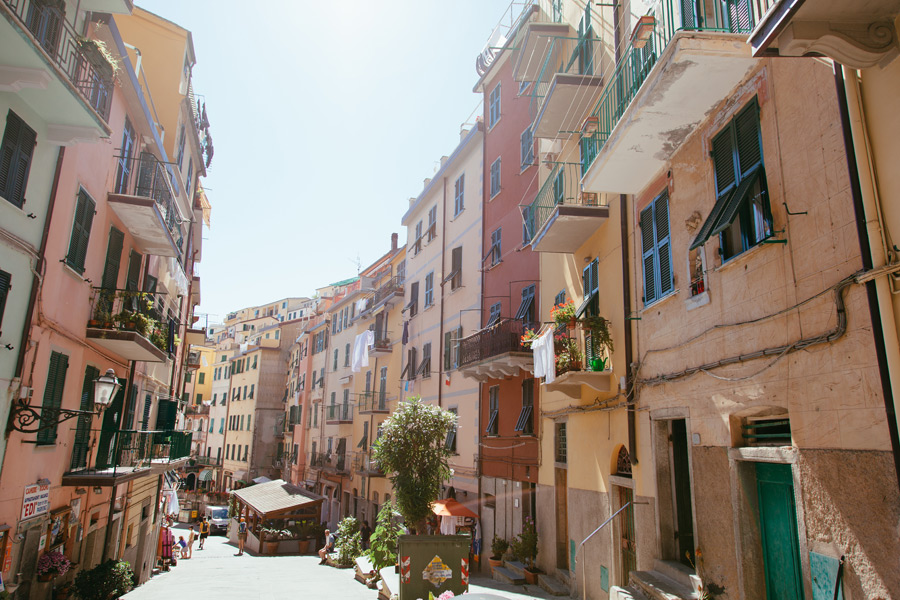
(432, 498, 478, 519)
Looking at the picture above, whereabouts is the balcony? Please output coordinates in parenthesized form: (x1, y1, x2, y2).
(458, 318, 533, 382)
(526, 161, 610, 253)
(107, 153, 185, 258)
(368, 331, 393, 356)
(184, 327, 206, 347)
(580, 1, 763, 195)
(367, 276, 404, 313)
(521, 35, 605, 139)
(0, 0, 113, 140)
(62, 429, 192, 486)
(358, 391, 389, 414)
(749, 0, 896, 69)
(85, 287, 170, 362)
(326, 404, 353, 424)
(185, 351, 201, 370)
(352, 452, 384, 478)
(321, 452, 349, 474)
(542, 320, 616, 399)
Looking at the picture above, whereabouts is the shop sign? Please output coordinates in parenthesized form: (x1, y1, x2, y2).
(21, 483, 50, 521)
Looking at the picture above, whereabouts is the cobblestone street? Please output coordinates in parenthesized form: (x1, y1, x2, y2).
(123, 525, 553, 600)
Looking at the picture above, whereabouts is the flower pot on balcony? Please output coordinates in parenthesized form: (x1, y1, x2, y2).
(88, 319, 100, 328)
(38, 573, 54, 582)
(524, 568, 540, 585)
(124, 322, 136, 331)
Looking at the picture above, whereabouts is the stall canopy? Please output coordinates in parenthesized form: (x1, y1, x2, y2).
(232, 479, 324, 520)
(198, 469, 214, 482)
(432, 498, 478, 519)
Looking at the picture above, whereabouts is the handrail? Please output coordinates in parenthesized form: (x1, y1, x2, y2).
(577, 500, 648, 600)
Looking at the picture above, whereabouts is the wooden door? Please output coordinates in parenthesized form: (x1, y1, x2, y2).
(756, 462, 804, 600)
(671, 419, 695, 566)
(555, 467, 568, 569)
(619, 486, 636, 584)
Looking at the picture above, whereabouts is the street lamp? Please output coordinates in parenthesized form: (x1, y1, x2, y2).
(6, 368, 121, 434)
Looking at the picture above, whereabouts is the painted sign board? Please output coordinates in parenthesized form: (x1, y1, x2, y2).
(398, 535, 470, 600)
(21, 484, 50, 521)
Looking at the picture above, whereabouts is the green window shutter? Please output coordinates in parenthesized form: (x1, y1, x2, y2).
(640, 205, 656, 305)
(70, 365, 99, 469)
(125, 249, 142, 291)
(711, 123, 737, 197)
(655, 191, 673, 297)
(735, 98, 762, 177)
(444, 331, 452, 371)
(101, 227, 125, 290)
(123, 383, 137, 430)
(66, 190, 95, 273)
(155, 399, 177, 430)
(37, 351, 69, 444)
(0, 110, 37, 209)
(0, 268, 10, 333)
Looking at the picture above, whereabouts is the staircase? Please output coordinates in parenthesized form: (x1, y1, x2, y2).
(610, 560, 702, 600)
(491, 559, 570, 596)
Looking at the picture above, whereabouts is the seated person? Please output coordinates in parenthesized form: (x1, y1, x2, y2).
(317, 528, 335, 564)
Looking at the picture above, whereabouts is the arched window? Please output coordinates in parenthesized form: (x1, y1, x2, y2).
(616, 446, 632, 478)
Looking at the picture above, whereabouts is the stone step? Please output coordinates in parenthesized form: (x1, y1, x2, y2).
(378, 566, 398, 600)
(538, 573, 570, 596)
(503, 559, 527, 579)
(610, 585, 650, 600)
(652, 560, 702, 595)
(492, 565, 526, 585)
(631, 570, 699, 600)
(355, 556, 375, 583)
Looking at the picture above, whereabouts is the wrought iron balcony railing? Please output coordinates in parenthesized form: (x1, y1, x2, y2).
(68, 429, 191, 477)
(358, 391, 388, 413)
(370, 276, 404, 309)
(1, 0, 114, 121)
(112, 152, 185, 253)
(580, 0, 766, 174)
(525, 161, 609, 243)
(88, 287, 173, 355)
(459, 318, 530, 368)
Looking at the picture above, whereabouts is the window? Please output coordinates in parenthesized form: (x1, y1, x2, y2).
(514, 284, 535, 325)
(185, 158, 194, 199)
(427, 206, 437, 241)
(555, 422, 567, 463)
(333, 348, 338, 371)
(520, 125, 534, 168)
(243, 385, 248, 400)
(640, 191, 673, 306)
(249, 384, 254, 399)
(198, 372, 205, 384)
(196, 393, 203, 404)
(486, 302, 502, 328)
(454, 174, 465, 216)
(489, 83, 501, 128)
(380, 366, 387, 406)
(71, 365, 99, 469)
(342, 389, 350, 420)
(0, 269, 8, 334)
(490, 157, 501, 198)
(396, 260, 406, 283)
(688, 246, 707, 297)
(691, 98, 771, 261)
(244, 445, 249, 461)
(253, 355, 258, 369)
(401, 347, 417, 381)
(65, 189, 95, 273)
(577, 259, 599, 318)
(424, 272, 434, 308)
(445, 407, 458, 452)
(0, 110, 37, 209)
(448, 246, 462, 290)
(407, 281, 419, 317)
(444, 326, 462, 371)
(414, 221, 423, 255)
(486, 386, 499, 435)
(344, 342, 350, 367)
(515, 379, 534, 434)
(417, 343, 431, 378)
(176, 124, 186, 168)
(489, 228, 501, 266)
(38, 351, 70, 444)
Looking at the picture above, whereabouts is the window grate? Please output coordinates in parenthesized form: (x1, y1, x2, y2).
(742, 417, 791, 446)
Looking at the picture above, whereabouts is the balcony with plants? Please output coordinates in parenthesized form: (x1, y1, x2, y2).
(580, 0, 767, 195)
(358, 390, 389, 414)
(458, 318, 534, 382)
(85, 288, 172, 362)
(107, 152, 185, 259)
(365, 276, 405, 315)
(526, 161, 609, 253)
(351, 451, 384, 478)
(0, 0, 117, 137)
(368, 329, 394, 356)
(523, 300, 615, 399)
(62, 429, 192, 485)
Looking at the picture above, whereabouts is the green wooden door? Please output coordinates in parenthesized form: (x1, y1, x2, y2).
(671, 419, 695, 566)
(756, 462, 804, 600)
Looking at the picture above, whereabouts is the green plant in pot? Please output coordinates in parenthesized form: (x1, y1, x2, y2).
(554, 335, 583, 374)
(511, 517, 539, 580)
(490, 535, 509, 564)
(581, 315, 613, 371)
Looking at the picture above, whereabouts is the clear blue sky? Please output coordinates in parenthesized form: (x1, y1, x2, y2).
(136, 0, 514, 325)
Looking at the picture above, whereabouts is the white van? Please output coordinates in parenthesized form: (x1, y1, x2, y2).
(205, 505, 229, 535)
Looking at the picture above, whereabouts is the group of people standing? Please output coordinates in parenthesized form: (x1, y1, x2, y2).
(157, 516, 213, 570)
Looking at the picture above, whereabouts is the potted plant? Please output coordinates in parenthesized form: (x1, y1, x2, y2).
(36, 550, 71, 582)
(555, 335, 583, 374)
(511, 517, 539, 583)
(260, 526, 281, 555)
(550, 299, 577, 329)
(520, 328, 539, 348)
(489, 535, 508, 569)
(73, 559, 134, 600)
(581, 315, 613, 371)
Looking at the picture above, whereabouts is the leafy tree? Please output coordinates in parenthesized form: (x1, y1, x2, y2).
(335, 516, 363, 566)
(372, 397, 457, 533)
(366, 500, 403, 573)
(73, 559, 134, 600)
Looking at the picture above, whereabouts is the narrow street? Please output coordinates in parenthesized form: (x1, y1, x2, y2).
(124, 525, 554, 600)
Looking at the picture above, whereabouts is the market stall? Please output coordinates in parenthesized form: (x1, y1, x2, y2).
(228, 479, 324, 555)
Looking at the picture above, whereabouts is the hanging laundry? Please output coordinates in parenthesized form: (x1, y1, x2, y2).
(351, 330, 375, 372)
(531, 327, 555, 384)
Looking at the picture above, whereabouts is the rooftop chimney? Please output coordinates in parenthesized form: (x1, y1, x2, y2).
(391, 232, 398, 251)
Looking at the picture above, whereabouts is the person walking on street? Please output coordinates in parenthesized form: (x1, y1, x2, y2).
(186, 526, 196, 558)
(318, 528, 334, 564)
(199, 517, 210, 550)
(360, 520, 372, 550)
(237, 517, 248, 556)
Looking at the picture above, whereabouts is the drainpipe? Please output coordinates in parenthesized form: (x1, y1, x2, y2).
(438, 175, 448, 410)
(621, 194, 637, 464)
(14, 147, 65, 381)
(833, 64, 900, 491)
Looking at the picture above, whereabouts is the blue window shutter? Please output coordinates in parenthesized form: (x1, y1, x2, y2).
(640, 205, 656, 304)
(735, 98, 762, 177)
(711, 123, 737, 197)
(655, 191, 673, 296)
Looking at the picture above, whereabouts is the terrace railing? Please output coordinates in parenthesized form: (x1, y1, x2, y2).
(459, 318, 529, 368)
(112, 152, 185, 254)
(525, 161, 608, 242)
